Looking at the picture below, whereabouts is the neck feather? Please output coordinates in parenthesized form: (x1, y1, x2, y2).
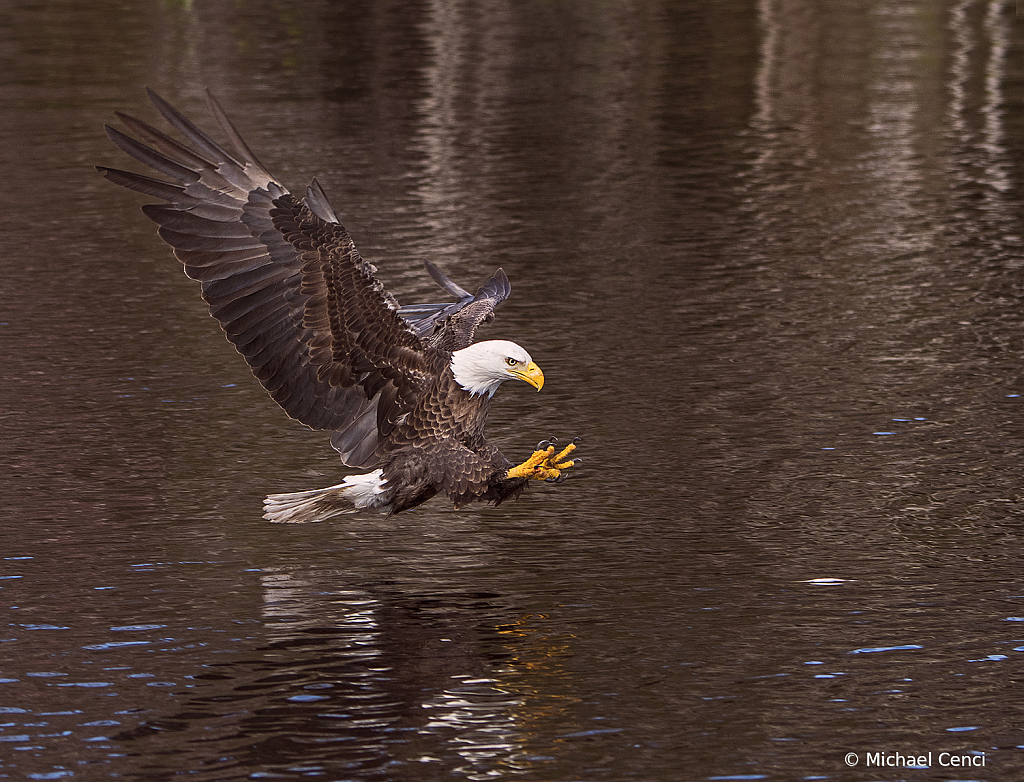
(450, 347, 504, 398)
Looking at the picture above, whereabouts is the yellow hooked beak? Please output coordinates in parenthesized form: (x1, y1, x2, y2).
(511, 360, 544, 391)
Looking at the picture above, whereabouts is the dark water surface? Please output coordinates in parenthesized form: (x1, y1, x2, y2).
(3, 1, 1024, 779)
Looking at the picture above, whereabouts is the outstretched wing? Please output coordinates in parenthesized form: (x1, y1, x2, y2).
(400, 262, 512, 352)
(97, 89, 441, 467)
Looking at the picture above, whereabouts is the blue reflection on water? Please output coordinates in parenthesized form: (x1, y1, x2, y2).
(848, 644, 923, 654)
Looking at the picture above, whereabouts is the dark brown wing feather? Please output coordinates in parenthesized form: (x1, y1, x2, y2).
(97, 89, 438, 466)
(401, 264, 511, 351)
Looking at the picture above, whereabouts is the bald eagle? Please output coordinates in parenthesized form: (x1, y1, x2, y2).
(97, 90, 578, 522)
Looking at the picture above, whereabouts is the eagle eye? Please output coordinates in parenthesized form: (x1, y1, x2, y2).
(506, 357, 518, 366)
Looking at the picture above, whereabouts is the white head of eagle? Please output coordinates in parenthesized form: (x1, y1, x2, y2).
(450, 339, 545, 398)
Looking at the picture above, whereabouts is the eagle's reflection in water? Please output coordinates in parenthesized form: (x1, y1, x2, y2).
(255, 566, 528, 778)
(115, 561, 575, 781)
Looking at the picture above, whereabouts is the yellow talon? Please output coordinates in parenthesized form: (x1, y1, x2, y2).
(506, 447, 554, 479)
(551, 442, 576, 467)
(506, 442, 578, 481)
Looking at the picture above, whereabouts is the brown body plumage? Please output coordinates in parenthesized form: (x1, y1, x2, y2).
(97, 89, 576, 521)
(376, 365, 512, 513)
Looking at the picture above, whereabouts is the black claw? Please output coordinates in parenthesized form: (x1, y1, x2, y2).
(572, 436, 582, 445)
(545, 474, 567, 484)
(569, 457, 582, 465)
(537, 439, 554, 450)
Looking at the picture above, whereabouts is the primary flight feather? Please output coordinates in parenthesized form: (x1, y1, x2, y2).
(98, 89, 578, 521)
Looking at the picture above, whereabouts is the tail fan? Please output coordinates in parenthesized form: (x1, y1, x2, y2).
(263, 470, 388, 523)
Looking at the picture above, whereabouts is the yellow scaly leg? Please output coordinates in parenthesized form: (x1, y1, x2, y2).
(506, 439, 579, 482)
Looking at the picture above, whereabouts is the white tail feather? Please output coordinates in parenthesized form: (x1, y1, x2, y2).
(263, 470, 388, 523)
